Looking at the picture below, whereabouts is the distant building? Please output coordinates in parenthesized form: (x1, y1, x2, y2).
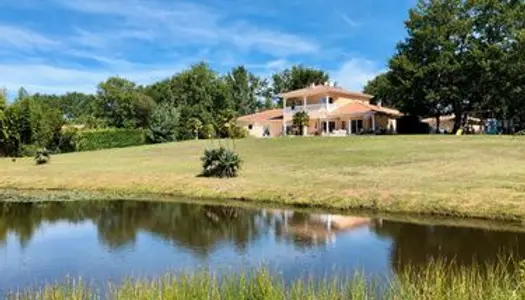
(238, 83, 402, 138)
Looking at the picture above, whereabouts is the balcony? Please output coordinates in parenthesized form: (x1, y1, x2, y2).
(283, 103, 337, 115)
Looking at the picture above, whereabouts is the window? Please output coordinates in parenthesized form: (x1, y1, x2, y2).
(329, 97, 334, 104)
(341, 121, 346, 130)
(351, 120, 364, 133)
(248, 124, 253, 130)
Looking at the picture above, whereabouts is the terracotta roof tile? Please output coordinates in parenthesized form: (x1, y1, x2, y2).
(329, 102, 402, 117)
(279, 85, 373, 100)
(237, 109, 283, 123)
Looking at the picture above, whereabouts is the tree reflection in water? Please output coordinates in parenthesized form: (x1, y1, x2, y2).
(372, 220, 525, 273)
(2, 201, 524, 274)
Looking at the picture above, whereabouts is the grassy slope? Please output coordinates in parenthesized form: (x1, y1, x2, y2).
(2, 136, 525, 221)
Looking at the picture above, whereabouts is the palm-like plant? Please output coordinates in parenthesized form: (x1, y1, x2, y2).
(292, 111, 310, 136)
(188, 118, 203, 140)
(201, 147, 242, 178)
(34, 148, 51, 165)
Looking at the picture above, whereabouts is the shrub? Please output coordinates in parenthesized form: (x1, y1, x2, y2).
(201, 147, 242, 178)
(146, 104, 180, 144)
(57, 129, 78, 153)
(75, 128, 146, 151)
(20, 144, 40, 157)
(202, 124, 216, 139)
(34, 148, 51, 165)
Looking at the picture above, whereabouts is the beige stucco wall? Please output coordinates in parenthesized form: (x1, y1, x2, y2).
(241, 121, 282, 138)
(286, 94, 370, 107)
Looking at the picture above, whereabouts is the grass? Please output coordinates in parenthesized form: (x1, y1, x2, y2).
(2, 135, 525, 221)
(10, 261, 525, 300)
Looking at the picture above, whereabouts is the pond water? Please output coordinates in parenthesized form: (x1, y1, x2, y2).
(1, 200, 525, 293)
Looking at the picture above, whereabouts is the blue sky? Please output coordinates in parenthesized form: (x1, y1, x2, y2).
(0, 0, 415, 97)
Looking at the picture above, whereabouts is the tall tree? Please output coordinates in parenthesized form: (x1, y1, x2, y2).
(272, 65, 330, 94)
(363, 72, 397, 107)
(387, 0, 470, 131)
(0, 91, 8, 155)
(96, 77, 156, 128)
(224, 66, 262, 116)
(170, 63, 228, 139)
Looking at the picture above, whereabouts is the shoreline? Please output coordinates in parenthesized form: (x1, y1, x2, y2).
(2, 188, 525, 230)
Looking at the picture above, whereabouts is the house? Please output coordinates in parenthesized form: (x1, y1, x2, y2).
(422, 114, 483, 133)
(238, 83, 402, 137)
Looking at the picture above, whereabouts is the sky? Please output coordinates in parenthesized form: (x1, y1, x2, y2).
(0, 0, 415, 97)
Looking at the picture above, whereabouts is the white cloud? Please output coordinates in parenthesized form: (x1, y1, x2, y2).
(52, 0, 318, 57)
(331, 58, 384, 92)
(0, 25, 60, 52)
(0, 63, 183, 95)
(338, 12, 360, 28)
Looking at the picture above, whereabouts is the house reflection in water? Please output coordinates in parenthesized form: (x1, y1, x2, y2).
(265, 210, 372, 249)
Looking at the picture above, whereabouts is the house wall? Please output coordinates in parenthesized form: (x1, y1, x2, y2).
(242, 121, 283, 138)
(286, 94, 370, 107)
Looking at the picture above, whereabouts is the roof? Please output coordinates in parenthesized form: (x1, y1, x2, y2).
(279, 84, 373, 100)
(237, 109, 284, 123)
(329, 102, 402, 118)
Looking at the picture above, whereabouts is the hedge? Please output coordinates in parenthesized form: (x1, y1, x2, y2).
(75, 128, 146, 151)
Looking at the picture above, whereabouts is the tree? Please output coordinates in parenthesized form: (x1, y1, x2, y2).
(292, 111, 310, 136)
(16, 87, 29, 101)
(0, 91, 8, 155)
(171, 63, 228, 139)
(386, 0, 470, 132)
(96, 77, 156, 128)
(146, 103, 180, 144)
(224, 66, 262, 116)
(363, 72, 397, 107)
(187, 117, 203, 140)
(272, 65, 330, 94)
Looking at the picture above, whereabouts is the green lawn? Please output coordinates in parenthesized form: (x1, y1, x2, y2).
(2, 135, 525, 221)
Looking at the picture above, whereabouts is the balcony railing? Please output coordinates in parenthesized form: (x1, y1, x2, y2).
(283, 103, 337, 114)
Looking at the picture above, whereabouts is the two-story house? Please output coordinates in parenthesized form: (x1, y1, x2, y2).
(238, 83, 402, 138)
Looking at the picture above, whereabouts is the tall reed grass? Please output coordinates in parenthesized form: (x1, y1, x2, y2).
(10, 260, 525, 300)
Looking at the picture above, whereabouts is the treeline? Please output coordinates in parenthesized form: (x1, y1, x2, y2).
(364, 0, 525, 133)
(0, 63, 329, 157)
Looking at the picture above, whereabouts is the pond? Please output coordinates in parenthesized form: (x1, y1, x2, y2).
(1, 200, 525, 293)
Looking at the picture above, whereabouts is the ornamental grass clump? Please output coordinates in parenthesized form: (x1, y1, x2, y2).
(201, 146, 242, 178)
(34, 148, 51, 165)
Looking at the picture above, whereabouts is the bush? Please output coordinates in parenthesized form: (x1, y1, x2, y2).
(202, 124, 216, 139)
(57, 129, 78, 153)
(34, 148, 51, 165)
(20, 144, 40, 157)
(201, 147, 242, 178)
(75, 128, 146, 151)
(146, 104, 180, 144)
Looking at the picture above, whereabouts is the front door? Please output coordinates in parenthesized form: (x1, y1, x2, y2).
(351, 120, 363, 134)
(321, 121, 336, 133)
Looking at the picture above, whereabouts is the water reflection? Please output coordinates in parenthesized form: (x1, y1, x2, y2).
(1, 201, 525, 291)
(0, 202, 372, 254)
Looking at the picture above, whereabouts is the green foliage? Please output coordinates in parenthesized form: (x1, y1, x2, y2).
(0, 91, 8, 155)
(57, 129, 79, 153)
(34, 148, 51, 165)
(292, 111, 310, 135)
(372, 0, 525, 131)
(225, 66, 264, 115)
(272, 65, 329, 94)
(187, 117, 203, 140)
(96, 77, 156, 129)
(202, 123, 216, 139)
(20, 144, 40, 157)
(75, 128, 146, 151)
(14, 260, 525, 300)
(201, 147, 242, 178)
(146, 103, 180, 144)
